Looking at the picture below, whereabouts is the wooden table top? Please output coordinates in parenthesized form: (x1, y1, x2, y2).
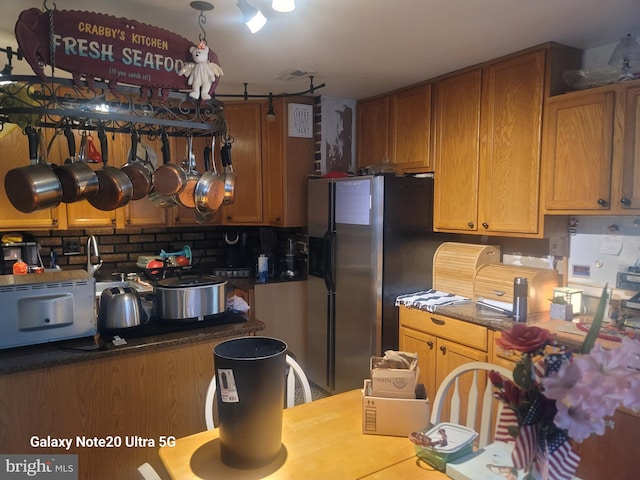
(158, 389, 447, 479)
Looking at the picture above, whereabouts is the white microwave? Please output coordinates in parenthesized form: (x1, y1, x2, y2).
(0, 270, 96, 349)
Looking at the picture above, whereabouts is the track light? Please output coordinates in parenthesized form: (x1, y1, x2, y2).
(266, 93, 276, 122)
(237, 0, 267, 33)
(272, 0, 295, 12)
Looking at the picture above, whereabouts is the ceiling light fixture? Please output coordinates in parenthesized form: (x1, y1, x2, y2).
(266, 93, 276, 122)
(272, 0, 295, 13)
(237, 0, 267, 34)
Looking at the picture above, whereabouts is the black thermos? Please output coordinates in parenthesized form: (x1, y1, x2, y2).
(513, 277, 528, 323)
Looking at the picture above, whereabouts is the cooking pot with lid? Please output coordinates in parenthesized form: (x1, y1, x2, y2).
(98, 286, 147, 331)
(154, 275, 227, 321)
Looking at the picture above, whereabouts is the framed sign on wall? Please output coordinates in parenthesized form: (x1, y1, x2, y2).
(288, 103, 313, 138)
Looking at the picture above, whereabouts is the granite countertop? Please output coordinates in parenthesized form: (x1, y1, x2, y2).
(0, 314, 264, 376)
(424, 302, 618, 351)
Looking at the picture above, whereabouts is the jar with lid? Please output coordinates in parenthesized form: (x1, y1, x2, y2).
(12, 258, 28, 275)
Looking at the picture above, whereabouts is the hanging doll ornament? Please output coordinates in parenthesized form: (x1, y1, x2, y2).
(179, 41, 224, 100)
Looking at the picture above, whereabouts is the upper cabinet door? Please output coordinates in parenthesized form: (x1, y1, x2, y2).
(390, 84, 433, 172)
(221, 102, 264, 225)
(619, 85, 640, 210)
(356, 96, 390, 168)
(543, 89, 615, 211)
(433, 69, 482, 231)
(479, 50, 545, 234)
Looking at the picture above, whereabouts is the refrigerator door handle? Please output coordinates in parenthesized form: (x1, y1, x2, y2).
(323, 230, 336, 292)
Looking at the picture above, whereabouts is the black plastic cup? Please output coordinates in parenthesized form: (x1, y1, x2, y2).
(213, 336, 288, 469)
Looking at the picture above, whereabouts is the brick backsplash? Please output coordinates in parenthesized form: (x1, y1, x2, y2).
(25, 226, 305, 279)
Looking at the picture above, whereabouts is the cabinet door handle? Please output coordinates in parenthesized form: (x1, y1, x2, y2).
(439, 345, 447, 355)
(467, 222, 474, 229)
(494, 290, 505, 296)
(597, 198, 608, 207)
(621, 197, 632, 207)
(426, 340, 434, 349)
(482, 222, 489, 229)
(430, 317, 445, 326)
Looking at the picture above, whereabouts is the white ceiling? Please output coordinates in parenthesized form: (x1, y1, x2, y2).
(1, 0, 639, 100)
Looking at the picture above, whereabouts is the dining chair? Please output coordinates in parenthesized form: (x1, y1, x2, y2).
(136, 462, 162, 480)
(429, 361, 512, 448)
(204, 353, 312, 430)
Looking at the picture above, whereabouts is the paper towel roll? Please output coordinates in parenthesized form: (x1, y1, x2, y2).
(258, 255, 268, 273)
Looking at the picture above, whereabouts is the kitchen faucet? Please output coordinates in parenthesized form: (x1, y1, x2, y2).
(86, 235, 103, 277)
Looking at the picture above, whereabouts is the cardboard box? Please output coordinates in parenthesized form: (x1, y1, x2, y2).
(370, 354, 419, 399)
(362, 379, 430, 437)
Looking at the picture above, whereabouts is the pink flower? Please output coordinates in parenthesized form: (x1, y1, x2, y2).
(541, 362, 581, 401)
(554, 400, 607, 442)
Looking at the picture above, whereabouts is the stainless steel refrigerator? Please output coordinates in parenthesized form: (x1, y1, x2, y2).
(306, 174, 450, 394)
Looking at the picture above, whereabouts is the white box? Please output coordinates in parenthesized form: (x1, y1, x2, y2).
(370, 356, 419, 399)
(362, 379, 430, 437)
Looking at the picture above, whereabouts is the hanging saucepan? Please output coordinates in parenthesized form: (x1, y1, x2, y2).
(4, 126, 63, 213)
(87, 127, 134, 211)
(148, 131, 178, 208)
(152, 132, 188, 197)
(221, 135, 236, 206)
(176, 134, 201, 209)
(53, 127, 100, 203)
(121, 130, 153, 200)
(194, 135, 225, 223)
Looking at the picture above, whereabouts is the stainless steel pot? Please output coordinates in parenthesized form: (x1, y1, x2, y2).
(98, 286, 147, 330)
(154, 275, 227, 321)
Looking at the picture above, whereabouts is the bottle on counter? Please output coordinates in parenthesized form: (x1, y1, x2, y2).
(12, 258, 28, 275)
(512, 277, 528, 323)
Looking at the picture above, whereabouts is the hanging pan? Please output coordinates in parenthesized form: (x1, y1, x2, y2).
(152, 132, 188, 197)
(175, 134, 201, 209)
(53, 127, 99, 203)
(5, 126, 63, 213)
(121, 130, 154, 200)
(194, 136, 225, 223)
(221, 135, 235, 205)
(87, 127, 133, 211)
(148, 131, 179, 208)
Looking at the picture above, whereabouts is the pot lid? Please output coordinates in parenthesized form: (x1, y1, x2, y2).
(156, 275, 226, 288)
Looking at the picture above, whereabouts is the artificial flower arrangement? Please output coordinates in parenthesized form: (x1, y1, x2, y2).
(489, 287, 640, 480)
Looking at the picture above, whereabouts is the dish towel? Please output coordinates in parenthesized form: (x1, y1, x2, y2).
(395, 289, 470, 313)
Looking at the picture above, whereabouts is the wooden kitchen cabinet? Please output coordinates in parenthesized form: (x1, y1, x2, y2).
(434, 45, 581, 236)
(219, 101, 264, 225)
(434, 51, 545, 236)
(542, 80, 640, 214)
(399, 307, 488, 421)
(356, 94, 389, 168)
(433, 69, 482, 232)
(0, 125, 67, 230)
(357, 84, 432, 173)
(0, 333, 262, 480)
(261, 96, 315, 226)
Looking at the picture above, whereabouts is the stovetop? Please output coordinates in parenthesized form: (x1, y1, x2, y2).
(98, 311, 247, 341)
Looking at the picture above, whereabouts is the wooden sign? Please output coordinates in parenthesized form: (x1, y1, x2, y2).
(14, 8, 221, 95)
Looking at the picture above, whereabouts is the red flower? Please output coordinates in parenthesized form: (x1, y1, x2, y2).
(497, 323, 553, 354)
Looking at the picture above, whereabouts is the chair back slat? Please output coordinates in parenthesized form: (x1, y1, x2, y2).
(429, 361, 513, 448)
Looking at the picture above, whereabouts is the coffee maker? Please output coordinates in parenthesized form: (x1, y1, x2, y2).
(1, 241, 40, 275)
